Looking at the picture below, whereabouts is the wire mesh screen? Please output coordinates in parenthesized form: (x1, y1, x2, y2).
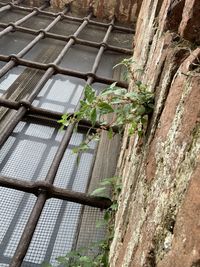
(0, 190, 36, 265)
(0, 192, 105, 266)
(32, 75, 85, 113)
(0, 0, 133, 265)
(0, 121, 95, 183)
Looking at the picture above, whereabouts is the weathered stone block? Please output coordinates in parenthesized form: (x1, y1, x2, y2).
(110, 0, 200, 266)
(50, 0, 143, 23)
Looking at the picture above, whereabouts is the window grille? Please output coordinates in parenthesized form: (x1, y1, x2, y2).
(0, 1, 134, 266)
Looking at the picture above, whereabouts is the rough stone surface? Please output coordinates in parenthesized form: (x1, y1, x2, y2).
(109, 0, 200, 266)
(179, 0, 200, 44)
(50, 0, 142, 23)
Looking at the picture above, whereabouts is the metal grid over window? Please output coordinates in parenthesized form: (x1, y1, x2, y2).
(0, 1, 134, 266)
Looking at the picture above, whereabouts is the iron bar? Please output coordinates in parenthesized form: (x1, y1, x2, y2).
(10, 193, 47, 267)
(0, 1, 134, 33)
(9, 26, 119, 263)
(0, 3, 133, 264)
(11, 22, 117, 263)
(0, 0, 24, 13)
(0, 55, 128, 88)
(0, 12, 92, 147)
(44, 18, 115, 185)
(0, 5, 70, 79)
(0, 98, 120, 133)
(0, 175, 112, 209)
(0, 2, 49, 38)
(0, 22, 132, 55)
(8, 12, 102, 266)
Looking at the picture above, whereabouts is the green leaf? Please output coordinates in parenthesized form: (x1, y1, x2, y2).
(100, 179, 112, 186)
(101, 90, 113, 96)
(110, 202, 118, 211)
(84, 85, 95, 103)
(135, 80, 142, 87)
(98, 102, 114, 114)
(136, 105, 146, 115)
(101, 252, 109, 267)
(90, 187, 107, 197)
(72, 143, 89, 154)
(125, 92, 138, 99)
(79, 256, 91, 263)
(99, 176, 118, 186)
(93, 133, 100, 141)
(104, 211, 110, 222)
(147, 103, 154, 109)
(57, 256, 68, 264)
(110, 98, 124, 104)
(57, 113, 71, 128)
(107, 127, 113, 139)
(96, 219, 107, 228)
(137, 129, 144, 137)
(128, 121, 137, 135)
(112, 88, 127, 96)
(90, 108, 97, 126)
(110, 82, 117, 89)
(101, 83, 124, 96)
(113, 57, 135, 69)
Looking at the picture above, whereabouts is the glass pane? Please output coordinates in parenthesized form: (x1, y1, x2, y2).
(24, 38, 66, 63)
(0, 66, 25, 97)
(97, 51, 124, 79)
(78, 24, 107, 42)
(59, 44, 98, 72)
(49, 19, 80, 36)
(33, 74, 85, 113)
(20, 200, 104, 266)
(0, 121, 96, 188)
(108, 30, 133, 49)
(21, 14, 53, 30)
(0, 31, 34, 55)
(0, 66, 45, 99)
(0, 10, 28, 23)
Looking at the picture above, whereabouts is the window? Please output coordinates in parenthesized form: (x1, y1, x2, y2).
(0, 1, 133, 266)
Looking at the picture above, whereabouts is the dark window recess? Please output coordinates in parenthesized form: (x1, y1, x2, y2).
(0, 0, 133, 266)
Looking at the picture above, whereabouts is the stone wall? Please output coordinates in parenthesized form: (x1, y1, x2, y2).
(51, 0, 142, 23)
(110, 0, 200, 266)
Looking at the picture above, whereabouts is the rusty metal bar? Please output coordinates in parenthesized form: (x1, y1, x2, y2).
(0, 1, 134, 33)
(0, 175, 112, 209)
(0, 6, 70, 79)
(0, 12, 92, 147)
(44, 17, 115, 186)
(7, 12, 104, 266)
(0, 55, 128, 88)
(0, 22, 132, 55)
(0, 2, 49, 38)
(0, 98, 120, 133)
(0, 0, 24, 13)
(9, 16, 114, 266)
(0, 4, 128, 264)
(10, 193, 47, 267)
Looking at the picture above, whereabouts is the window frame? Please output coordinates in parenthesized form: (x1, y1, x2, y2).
(0, 1, 133, 265)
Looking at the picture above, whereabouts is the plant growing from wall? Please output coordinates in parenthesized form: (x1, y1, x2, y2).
(43, 57, 154, 267)
(58, 57, 154, 154)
